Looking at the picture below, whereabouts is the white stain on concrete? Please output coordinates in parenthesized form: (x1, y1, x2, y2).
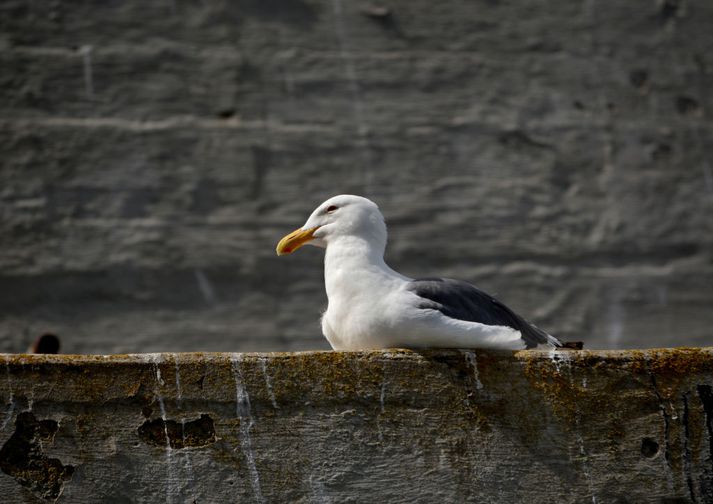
(463, 351, 484, 390)
(260, 358, 278, 409)
(231, 355, 264, 504)
(151, 355, 176, 504)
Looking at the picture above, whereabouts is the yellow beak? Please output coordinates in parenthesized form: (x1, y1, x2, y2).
(275, 226, 320, 256)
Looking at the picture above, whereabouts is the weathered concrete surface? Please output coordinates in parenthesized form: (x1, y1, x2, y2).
(1, 1, 713, 354)
(1, 347, 713, 503)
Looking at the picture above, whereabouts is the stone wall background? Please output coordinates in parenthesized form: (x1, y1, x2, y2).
(0, 0, 712, 354)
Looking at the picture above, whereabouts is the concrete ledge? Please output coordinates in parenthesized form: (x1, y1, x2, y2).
(1, 348, 712, 503)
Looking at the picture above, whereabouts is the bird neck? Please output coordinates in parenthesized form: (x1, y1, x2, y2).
(324, 235, 386, 269)
(323, 236, 407, 299)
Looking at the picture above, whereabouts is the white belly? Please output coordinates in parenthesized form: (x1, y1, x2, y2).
(321, 308, 377, 350)
(321, 294, 399, 350)
(321, 263, 409, 350)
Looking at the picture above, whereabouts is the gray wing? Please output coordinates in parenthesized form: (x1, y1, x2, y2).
(407, 277, 561, 349)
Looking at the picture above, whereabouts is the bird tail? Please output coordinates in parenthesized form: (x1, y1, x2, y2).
(526, 322, 563, 349)
(544, 331, 563, 348)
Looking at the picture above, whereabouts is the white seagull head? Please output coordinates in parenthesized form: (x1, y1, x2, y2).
(276, 194, 387, 255)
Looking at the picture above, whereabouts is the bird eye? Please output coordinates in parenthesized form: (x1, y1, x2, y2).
(326, 205, 339, 213)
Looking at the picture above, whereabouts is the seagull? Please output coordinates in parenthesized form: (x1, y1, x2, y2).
(276, 195, 562, 351)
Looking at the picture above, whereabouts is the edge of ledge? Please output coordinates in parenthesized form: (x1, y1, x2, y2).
(1, 345, 711, 365)
(0, 346, 711, 410)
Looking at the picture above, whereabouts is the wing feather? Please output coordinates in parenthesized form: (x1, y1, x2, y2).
(407, 277, 561, 349)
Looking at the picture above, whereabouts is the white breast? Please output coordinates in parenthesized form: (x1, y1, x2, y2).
(322, 262, 409, 350)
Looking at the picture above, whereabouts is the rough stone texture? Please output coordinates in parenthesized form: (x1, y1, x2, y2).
(1, 348, 713, 502)
(1, 1, 712, 353)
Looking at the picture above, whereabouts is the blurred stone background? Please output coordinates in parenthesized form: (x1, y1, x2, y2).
(0, 0, 711, 354)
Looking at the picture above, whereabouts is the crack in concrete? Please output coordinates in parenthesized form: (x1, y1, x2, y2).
(137, 414, 216, 449)
(681, 393, 697, 503)
(651, 374, 675, 490)
(0, 412, 74, 500)
(696, 385, 713, 496)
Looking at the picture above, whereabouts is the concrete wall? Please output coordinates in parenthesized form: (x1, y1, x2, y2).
(1, 347, 713, 502)
(1, 1, 713, 354)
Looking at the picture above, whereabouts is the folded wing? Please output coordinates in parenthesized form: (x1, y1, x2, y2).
(407, 277, 562, 349)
